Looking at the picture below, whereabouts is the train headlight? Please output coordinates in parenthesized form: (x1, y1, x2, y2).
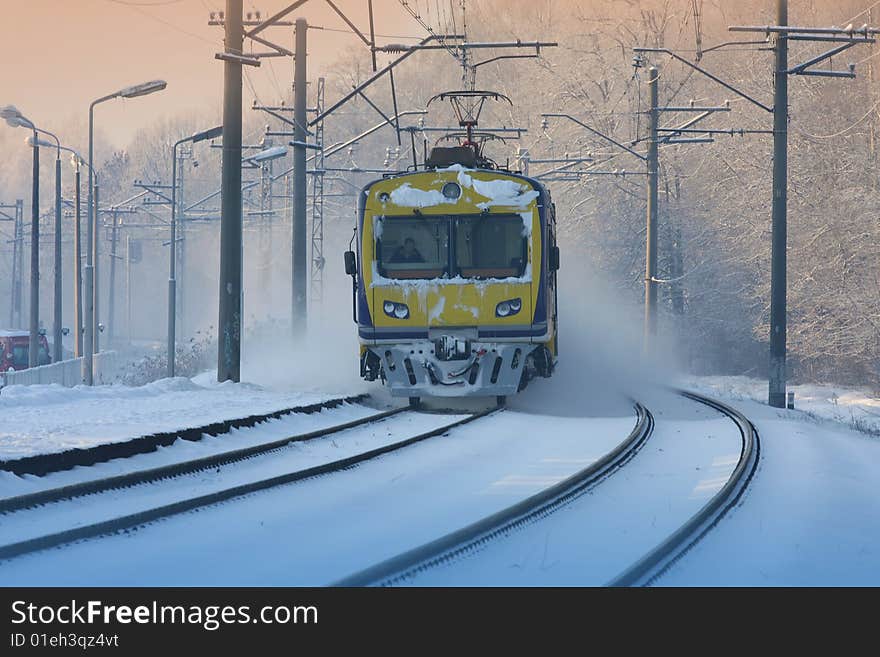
(495, 298, 522, 318)
(383, 300, 410, 319)
(441, 182, 461, 201)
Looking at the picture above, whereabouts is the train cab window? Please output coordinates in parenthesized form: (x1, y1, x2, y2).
(377, 216, 449, 280)
(454, 215, 527, 279)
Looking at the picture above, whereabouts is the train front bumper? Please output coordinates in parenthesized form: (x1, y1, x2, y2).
(369, 341, 528, 398)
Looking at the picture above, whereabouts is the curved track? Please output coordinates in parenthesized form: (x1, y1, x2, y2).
(335, 402, 654, 586)
(606, 390, 760, 586)
(0, 407, 498, 562)
(336, 390, 759, 587)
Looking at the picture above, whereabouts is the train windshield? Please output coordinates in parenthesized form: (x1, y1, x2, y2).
(377, 216, 450, 279)
(376, 214, 529, 280)
(454, 215, 527, 279)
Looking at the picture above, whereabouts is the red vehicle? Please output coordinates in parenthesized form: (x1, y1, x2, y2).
(0, 329, 51, 372)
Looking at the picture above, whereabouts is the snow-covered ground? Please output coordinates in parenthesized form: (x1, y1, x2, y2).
(0, 401, 382, 498)
(0, 377, 352, 461)
(684, 375, 880, 436)
(659, 392, 880, 586)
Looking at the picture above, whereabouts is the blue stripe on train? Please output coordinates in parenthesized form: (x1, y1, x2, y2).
(359, 328, 548, 341)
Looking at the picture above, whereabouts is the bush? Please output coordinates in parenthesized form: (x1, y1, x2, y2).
(119, 329, 217, 387)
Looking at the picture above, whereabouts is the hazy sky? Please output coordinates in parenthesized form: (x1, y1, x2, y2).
(2, 1, 426, 146)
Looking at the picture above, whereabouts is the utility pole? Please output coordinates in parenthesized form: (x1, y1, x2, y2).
(169, 158, 181, 378)
(73, 165, 82, 357)
(176, 146, 188, 341)
(645, 66, 660, 346)
(29, 131, 39, 368)
(107, 210, 119, 345)
(93, 195, 100, 355)
(83, 177, 95, 385)
(94, 182, 100, 348)
(126, 235, 132, 347)
(217, 0, 244, 383)
(3, 200, 24, 328)
(16, 200, 23, 329)
(292, 17, 308, 335)
(727, 9, 878, 406)
(53, 151, 62, 362)
(768, 0, 789, 409)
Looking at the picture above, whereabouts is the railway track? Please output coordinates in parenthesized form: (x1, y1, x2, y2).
(0, 405, 403, 515)
(606, 390, 760, 586)
(0, 406, 499, 562)
(0, 394, 370, 477)
(335, 401, 654, 586)
(335, 390, 759, 587)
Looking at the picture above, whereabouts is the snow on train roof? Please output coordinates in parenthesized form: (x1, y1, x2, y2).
(383, 165, 540, 211)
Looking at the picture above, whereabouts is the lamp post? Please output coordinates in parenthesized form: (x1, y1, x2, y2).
(1, 106, 65, 366)
(26, 133, 63, 363)
(168, 125, 222, 378)
(71, 156, 96, 362)
(30, 136, 94, 359)
(85, 80, 167, 385)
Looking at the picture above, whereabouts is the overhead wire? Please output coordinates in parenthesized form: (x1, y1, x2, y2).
(310, 25, 422, 40)
(104, 0, 217, 45)
(398, 0, 461, 62)
(791, 96, 880, 140)
(843, 0, 880, 25)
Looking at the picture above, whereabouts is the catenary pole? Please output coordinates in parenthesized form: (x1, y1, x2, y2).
(107, 210, 119, 345)
(126, 235, 132, 347)
(291, 17, 308, 335)
(769, 0, 789, 408)
(217, 0, 244, 382)
(53, 151, 62, 362)
(168, 141, 179, 378)
(73, 162, 83, 357)
(28, 131, 39, 367)
(644, 66, 660, 347)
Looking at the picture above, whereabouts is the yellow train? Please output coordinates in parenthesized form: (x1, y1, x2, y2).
(344, 146, 559, 406)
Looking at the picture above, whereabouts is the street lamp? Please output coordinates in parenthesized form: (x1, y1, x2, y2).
(247, 145, 289, 163)
(29, 135, 93, 360)
(86, 80, 166, 385)
(1, 105, 64, 366)
(168, 125, 222, 378)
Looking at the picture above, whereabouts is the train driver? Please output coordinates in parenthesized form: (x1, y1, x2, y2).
(390, 237, 424, 263)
